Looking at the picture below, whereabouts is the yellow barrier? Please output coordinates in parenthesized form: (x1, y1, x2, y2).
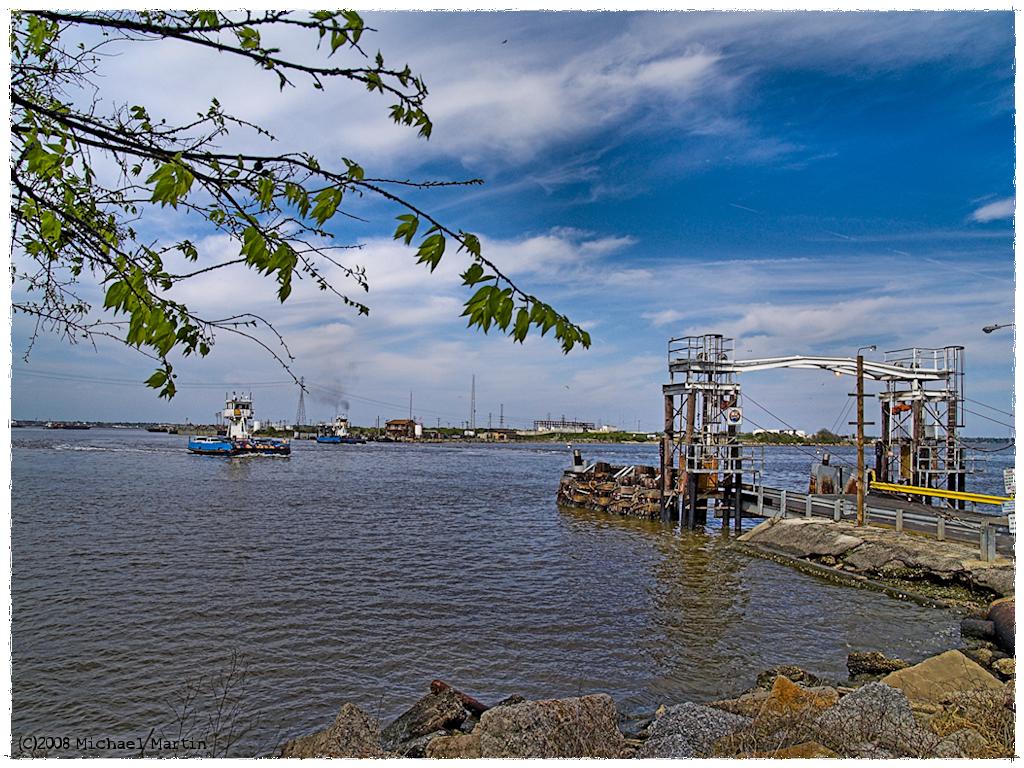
(869, 480, 1012, 506)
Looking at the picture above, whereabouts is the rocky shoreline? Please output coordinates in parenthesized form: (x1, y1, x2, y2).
(280, 600, 1015, 759)
(736, 517, 1014, 607)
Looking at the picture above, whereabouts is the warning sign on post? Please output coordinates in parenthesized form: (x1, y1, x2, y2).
(1004, 468, 1015, 496)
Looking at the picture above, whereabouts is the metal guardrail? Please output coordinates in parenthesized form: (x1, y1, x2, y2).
(739, 485, 1012, 562)
(869, 480, 1012, 507)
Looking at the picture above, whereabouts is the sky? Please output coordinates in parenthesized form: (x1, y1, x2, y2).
(10, 10, 1016, 436)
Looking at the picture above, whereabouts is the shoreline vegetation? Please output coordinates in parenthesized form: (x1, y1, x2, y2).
(13, 422, 1013, 449)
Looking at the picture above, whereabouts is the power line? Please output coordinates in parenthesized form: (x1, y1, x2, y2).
(964, 397, 1014, 418)
(828, 396, 854, 436)
(13, 368, 292, 389)
(740, 405, 857, 471)
(963, 406, 1015, 432)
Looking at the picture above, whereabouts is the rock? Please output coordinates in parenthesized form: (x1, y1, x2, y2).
(814, 682, 934, 756)
(636, 703, 750, 758)
(847, 650, 908, 677)
(744, 741, 838, 758)
(280, 703, 387, 758)
(935, 727, 991, 758)
(987, 598, 1015, 654)
(424, 733, 481, 759)
(760, 675, 838, 718)
(755, 664, 821, 689)
(739, 518, 863, 558)
(709, 689, 771, 718)
(880, 650, 1004, 707)
(429, 680, 489, 716)
(964, 647, 995, 667)
(617, 712, 655, 739)
(971, 567, 1015, 598)
(841, 539, 963, 577)
(961, 618, 997, 641)
(381, 689, 469, 751)
(475, 694, 625, 758)
(392, 729, 446, 757)
(492, 694, 526, 708)
(992, 657, 1015, 678)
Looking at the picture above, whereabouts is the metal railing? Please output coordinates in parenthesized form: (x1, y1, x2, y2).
(739, 485, 1012, 562)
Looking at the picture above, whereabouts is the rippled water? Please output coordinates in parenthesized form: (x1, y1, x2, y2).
(14, 429, 1004, 756)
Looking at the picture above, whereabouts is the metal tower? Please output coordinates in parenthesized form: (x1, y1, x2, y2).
(876, 346, 966, 506)
(295, 377, 306, 428)
(661, 334, 759, 528)
(470, 374, 476, 430)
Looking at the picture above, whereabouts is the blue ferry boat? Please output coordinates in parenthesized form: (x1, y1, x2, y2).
(188, 435, 235, 454)
(315, 416, 366, 445)
(188, 394, 291, 456)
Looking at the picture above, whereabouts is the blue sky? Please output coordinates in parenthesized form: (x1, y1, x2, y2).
(10, 11, 1016, 435)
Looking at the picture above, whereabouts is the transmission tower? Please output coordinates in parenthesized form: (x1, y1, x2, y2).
(470, 374, 476, 430)
(295, 377, 307, 427)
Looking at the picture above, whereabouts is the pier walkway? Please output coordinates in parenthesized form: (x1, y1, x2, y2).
(736, 485, 1013, 558)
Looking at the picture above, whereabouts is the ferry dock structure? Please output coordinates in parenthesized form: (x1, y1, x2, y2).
(558, 333, 1014, 562)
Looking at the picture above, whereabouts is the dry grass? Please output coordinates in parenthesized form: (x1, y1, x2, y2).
(927, 689, 1015, 758)
(709, 677, 1016, 759)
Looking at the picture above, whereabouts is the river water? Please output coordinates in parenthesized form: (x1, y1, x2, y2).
(11, 429, 1010, 755)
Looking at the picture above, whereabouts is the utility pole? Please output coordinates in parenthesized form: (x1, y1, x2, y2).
(470, 374, 476, 431)
(856, 353, 865, 527)
(295, 377, 306, 428)
(499, 404, 504, 427)
(853, 345, 876, 527)
(409, 391, 413, 421)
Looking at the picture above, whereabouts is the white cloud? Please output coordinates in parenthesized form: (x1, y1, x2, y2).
(642, 309, 687, 327)
(970, 197, 1014, 222)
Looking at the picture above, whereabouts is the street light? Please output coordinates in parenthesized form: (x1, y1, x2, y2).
(854, 345, 876, 527)
(982, 323, 1014, 334)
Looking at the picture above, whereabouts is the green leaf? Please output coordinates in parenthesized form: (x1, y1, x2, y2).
(236, 26, 261, 50)
(461, 263, 492, 286)
(145, 370, 167, 388)
(310, 187, 343, 224)
(513, 307, 529, 343)
(393, 214, 419, 245)
(415, 233, 445, 271)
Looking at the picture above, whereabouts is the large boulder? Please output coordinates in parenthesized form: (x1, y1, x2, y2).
(739, 519, 863, 558)
(475, 694, 624, 758)
(971, 567, 1015, 598)
(987, 598, 1015, 653)
(960, 618, 997, 642)
(934, 727, 992, 758)
(381, 689, 469, 752)
(636, 703, 750, 758)
(424, 733, 481, 759)
(709, 689, 771, 718)
(280, 703, 387, 758)
(879, 650, 1004, 707)
(841, 539, 964, 577)
(813, 682, 934, 756)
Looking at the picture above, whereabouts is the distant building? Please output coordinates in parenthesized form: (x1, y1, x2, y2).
(385, 419, 421, 439)
(752, 428, 807, 438)
(478, 428, 518, 442)
(533, 418, 596, 433)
